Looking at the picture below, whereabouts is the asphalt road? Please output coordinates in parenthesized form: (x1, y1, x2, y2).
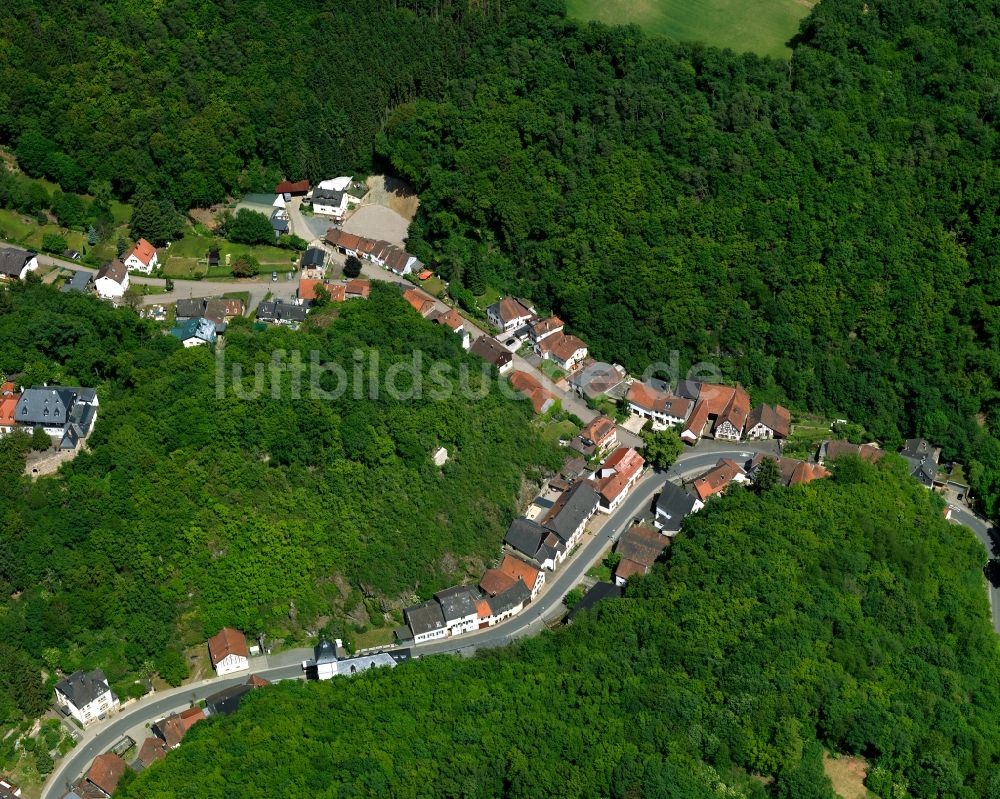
(951, 506, 1000, 632)
(43, 442, 775, 797)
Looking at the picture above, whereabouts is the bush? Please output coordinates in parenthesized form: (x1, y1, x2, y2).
(31, 426, 51, 451)
(41, 233, 67, 254)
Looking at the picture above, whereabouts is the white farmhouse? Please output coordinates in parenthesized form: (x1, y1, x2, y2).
(0, 246, 39, 281)
(122, 238, 158, 274)
(207, 627, 250, 676)
(94, 259, 129, 299)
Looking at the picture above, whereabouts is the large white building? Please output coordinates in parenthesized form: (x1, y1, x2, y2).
(94, 259, 130, 299)
(207, 627, 250, 676)
(122, 238, 159, 274)
(55, 669, 119, 727)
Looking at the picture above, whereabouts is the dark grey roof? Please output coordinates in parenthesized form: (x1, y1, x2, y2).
(61, 270, 92, 293)
(504, 518, 546, 559)
(204, 684, 252, 716)
(469, 336, 512, 367)
(544, 480, 599, 543)
(901, 438, 934, 460)
(487, 581, 531, 616)
(16, 387, 76, 426)
(0, 245, 36, 277)
(388, 648, 412, 664)
(566, 582, 623, 623)
(256, 300, 307, 323)
(404, 599, 446, 636)
(312, 187, 346, 205)
(175, 299, 205, 319)
(654, 481, 699, 532)
(56, 669, 110, 708)
(314, 639, 337, 665)
(674, 379, 703, 401)
(900, 438, 939, 486)
(302, 248, 326, 268)
(269, 211, 289, 233)
(433, 586, 479, 623)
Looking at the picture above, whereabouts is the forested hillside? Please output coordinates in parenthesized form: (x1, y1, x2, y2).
(0, 281, 559, 711)
(120, 462, 1000, 799)
(379, 0, 1000, 518)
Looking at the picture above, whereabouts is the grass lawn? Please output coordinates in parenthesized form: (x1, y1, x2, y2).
(352, 626, 395, 651)
(222, 291, 251, 306)
(587, 546, 615, 582)
(163, 257, 208, 279)
(541, 418, 579, 444)
(538, 359, 567, 382)
(565, 0, 814, 59)
(164, 227, 300, 278)
(475, 286, 502, 310)
(421, 275, 447, 297)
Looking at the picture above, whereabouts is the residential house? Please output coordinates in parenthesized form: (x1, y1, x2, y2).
(680, 400, 711, 444)
(817, 439, 884, 464)
(404, 599, 448, 643)
(529, 316, 564, 343)
(509, 370, 557, 414)
(429, 308, 471, 349)
(384, 247, 421, 276)
(174, 298, 205, 321)
(274, 179, 310, 196)
(614, 526, 669, 586)
(541, 479, 600, 549)
(169, 317, 217, 348)
(565, 582, 622, 624)
(345, 279, 370, 299)
(691, 458, 748, 501)
(434, 586, 481, 636)
(15, 386, 98, 450)
(470, 336, 513, 373)
(204, 684, 253, 716)
(301, 247, 326, 270)
(712, 385, 751, 441)
(591, 447, 645, 513)
(504, 517, 565, 570)
(568, 361, 627, 400)
(478, 581, 531, 627)
(0, 390, 20, 434)
(303, 638, 339, 681)
(749, 453, 831, 487)
(55, 670, 119, 727)
(270, 210, 289, 237)
(256, 300, 308, 325)
(403, 288, 436, 317)
(135, 737, 168, 769)
(899, 438, 942, 488)
(84, 753, 126, 797)
(207, 627, 250, 676)
(535, 332, 588, 371)
(94, 260, 129, 299)
(327, 231, 362, 258)
(745, 404, 791, 440)
(203, 298, 245, 329)
(486, 297, 535, 333)
(61, 270, 92, 294)
(479, 568, 517, 597)
(298, 279, 332, 305)
(0, 778, 20, 799)
(0, 246, 39, 281)
(367, 240, 394, 267)
(153, 707, 205, 749)
(626, 382, 692, 429)
(499, 553, 544, 599)
(123, 238, 158, 274)
(683, 382, 751, 441)
(654, 481, 704, 535)
(311, 185, 353, 220)
(570, 415, 618, 458)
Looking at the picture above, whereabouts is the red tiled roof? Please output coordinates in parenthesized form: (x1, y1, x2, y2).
(324, 228, 342, 246)
(275, 179, 310, 194)
(432, 309, 465, 331)
(824, 439, 884, 463)
(0, 381, 14, 394)
(716, 385, 750, 433)
(692, 458, 745, 501)
(476, 599, 492, 620)
(418, 269, 433, 280)
(480, 568, 517, 596)
(87, 753, 126, 795)
(538, 332, 587, 362)
(499, 554, 540, 589)
(601, 447, 645, 480)
(298, 279, 323, 301)
(137, 736, 167, 767)
(246, 674, 270, 688)
(697, 384, 737, 417)
(614, 558, 648, 581)
(337, 232, 363, 251)
(345, 279, 370, 298)
(178, 706, 205, 732)
(682, 399, 710, 440)
(581, 415, 616, 447)
(0, 394, 19, 425)
(207, 627, 248, 666)
(494, 297, 534, 324)
(531, 316, 563, 338)
(403, 288, 435, 316)
(127, 238, 157, 266)
(626, 382, 692, 418)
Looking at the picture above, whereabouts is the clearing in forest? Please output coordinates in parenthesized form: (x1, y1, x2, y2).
(565, 0, 816, 59)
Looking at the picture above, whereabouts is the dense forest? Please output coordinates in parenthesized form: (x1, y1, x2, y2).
(120, 461, 1000, 798)
(0, 281, 559, 724)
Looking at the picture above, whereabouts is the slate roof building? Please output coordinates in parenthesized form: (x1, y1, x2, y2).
(15, 386, 98, 450)
(55, 669, 119, 727)
(566, 582, 623, 624)
(434, 586, 481, 636)
(0, 245, 39, 281)
(169, 317, 217, 347)
(256, 300, 308, 324)
(204, 684, 253, 716)
(654, 481, 704, 536)
(61, 270, 92, 294)
(899, 438, 942, 488)
(504, 517, 566, 570)
(541, 479, 600, 549)
(404, 599, 448, 643)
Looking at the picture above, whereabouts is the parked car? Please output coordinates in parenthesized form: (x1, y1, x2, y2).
(271, 271, 278, 281)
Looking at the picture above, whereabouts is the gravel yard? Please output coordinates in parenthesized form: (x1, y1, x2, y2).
(342, 204, 411, 248)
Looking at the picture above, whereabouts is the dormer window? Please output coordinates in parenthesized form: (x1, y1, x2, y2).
(54, 408, 60, 417)
(43, 409, 49, 417)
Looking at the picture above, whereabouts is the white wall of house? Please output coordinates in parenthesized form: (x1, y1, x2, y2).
(95, 275, 128, 300)
(213, 653, 249, 676)
(316, 661, 337, 680)
(654, 499, 704, 535)
(124, 252, 157, 274)
(446, 613, 479, 636)
(19, 256, 40, 280)
(413, 627, 448, 644)
(313, 198, 349, 219)
(552, 347, 588, 371)
(745, 422, 774, 440)
(714, 421, 742, 441)
(56, 688, 118, 726)
(180, 337, 210, 348)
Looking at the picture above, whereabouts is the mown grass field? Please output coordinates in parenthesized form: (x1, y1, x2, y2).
(565, 0, 815, 58)
(162, 227, 300, 278)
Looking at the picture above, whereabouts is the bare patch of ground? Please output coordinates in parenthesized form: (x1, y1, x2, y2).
(823, 753, 874, 799)
(365, 175, 420, 222)
(342, 204, 410, 248)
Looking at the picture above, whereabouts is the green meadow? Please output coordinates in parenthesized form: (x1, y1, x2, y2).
(565, 0, 815, 58)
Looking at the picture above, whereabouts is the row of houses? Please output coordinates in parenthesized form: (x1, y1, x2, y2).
(625, 378, 791, 444)
(486, 299, 591, 372)
(0, 382, 98, 450)
(325, 228, 423, 276)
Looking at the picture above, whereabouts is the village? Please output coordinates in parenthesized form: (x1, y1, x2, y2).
(0, 177, 979, 799)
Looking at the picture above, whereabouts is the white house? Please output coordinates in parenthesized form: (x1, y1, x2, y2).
(0, 246, 39, 281)
(170, 317, 217, 348)
(654, 481, 704, 536)
(94, 259, 129, 299)
(207, 627, 250, 676)
(591, 447, 646, 513)
(535, 332, 588, 371)
(434, 586, 480, 636)
(487, 297, 535, 333)
(122, 238, 158, 274)
(476, 582, 531, 627)
(626, 381, 692, 430)
(404, 600, 449, 643)
(311, 177, 355, 220)
(55, 669, 119, 727)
